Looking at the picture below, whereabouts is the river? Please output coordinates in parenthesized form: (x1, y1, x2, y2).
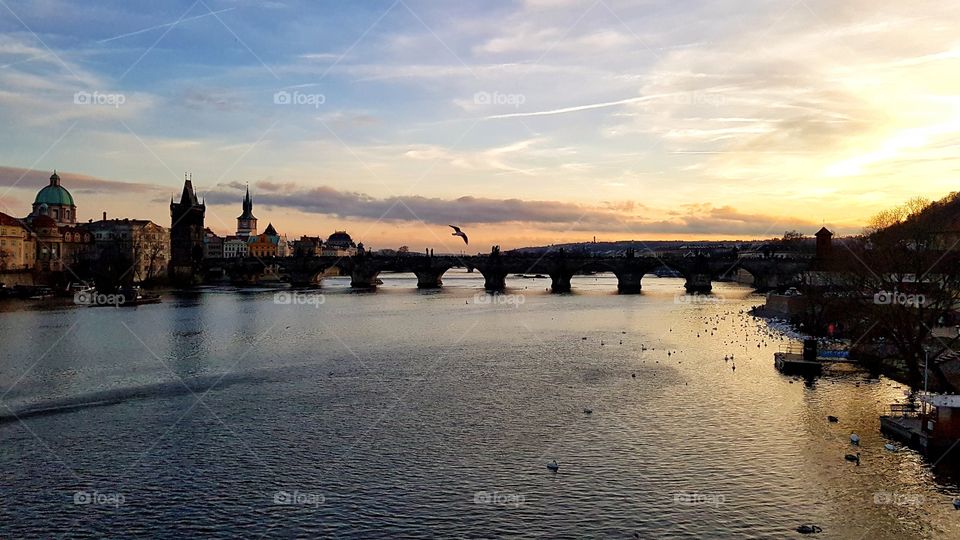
(1, 270, 957, 538)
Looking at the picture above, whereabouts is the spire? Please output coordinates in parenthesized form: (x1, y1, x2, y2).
(239, 183, 256, 219)
(178, 175, 201, 207)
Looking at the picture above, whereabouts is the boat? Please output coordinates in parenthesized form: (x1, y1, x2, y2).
(62, 281, 95, 298)
(19, 285, 55, 299)
(117, 286, 161, 306)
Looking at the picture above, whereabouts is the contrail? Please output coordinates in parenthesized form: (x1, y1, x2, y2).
(483, 94, 667, 120)
(98, 8, 236, 43)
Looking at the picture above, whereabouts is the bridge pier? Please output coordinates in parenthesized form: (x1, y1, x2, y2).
(750, 272, 797, 292)
(549, 270, 574, 293)
(480, 269, 507, 292)
(684, 273, 713, 293)
(750, 273, 776, 292)
(289, 272, 322, 287)
(350, 267, 381, 289)
(414, 268, 447, 289)
(613, 270, 645, 294)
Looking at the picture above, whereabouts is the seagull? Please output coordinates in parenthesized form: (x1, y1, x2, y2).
(449, 225, 469, 244)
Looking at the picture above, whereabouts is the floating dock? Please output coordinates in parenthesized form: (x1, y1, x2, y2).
(880, 394, 960, 457)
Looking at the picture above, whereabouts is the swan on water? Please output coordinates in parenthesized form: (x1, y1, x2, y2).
(796, 524, 823, 534)
(844, 452, 861, 465)
(547, 460, 559, 472)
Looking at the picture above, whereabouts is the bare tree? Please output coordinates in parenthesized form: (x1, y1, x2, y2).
(837, 197, 960, 389)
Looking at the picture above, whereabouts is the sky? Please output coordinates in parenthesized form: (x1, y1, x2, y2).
(1, 0, 959, 252)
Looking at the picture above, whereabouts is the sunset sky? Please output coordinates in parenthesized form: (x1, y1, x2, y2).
(1, 0, 959, 251)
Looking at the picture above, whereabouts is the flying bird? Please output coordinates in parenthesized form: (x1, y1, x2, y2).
(449, 225, 468, 245)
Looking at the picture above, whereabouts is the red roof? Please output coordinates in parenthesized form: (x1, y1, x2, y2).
(0, 212, 25, 227)
(32, 215, 58, 228)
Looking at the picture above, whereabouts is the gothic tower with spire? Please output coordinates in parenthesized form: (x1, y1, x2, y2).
(169, 175, 206, 283)
(236, 184, 258, 238)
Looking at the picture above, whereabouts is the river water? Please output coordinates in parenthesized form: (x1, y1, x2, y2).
(1, 270, 958, 538)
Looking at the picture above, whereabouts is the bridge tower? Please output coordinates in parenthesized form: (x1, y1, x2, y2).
(169, 176, 205, 284)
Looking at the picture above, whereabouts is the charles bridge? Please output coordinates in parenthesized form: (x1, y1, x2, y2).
(204, 248, 814, 294)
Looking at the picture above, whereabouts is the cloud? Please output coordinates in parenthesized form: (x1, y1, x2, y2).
(0, 166, 163, 195)
(204, 181, 819, 236)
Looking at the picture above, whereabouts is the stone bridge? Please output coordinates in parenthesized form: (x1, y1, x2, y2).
(204, 250, 812, 294)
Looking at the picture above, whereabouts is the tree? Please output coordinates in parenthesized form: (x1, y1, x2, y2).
(782, 230, 805, 243)
(836, 198, 960, 389)
(778, 230, 806, 252)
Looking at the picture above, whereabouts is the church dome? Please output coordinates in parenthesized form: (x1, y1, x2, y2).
(34, 171, 75, 206)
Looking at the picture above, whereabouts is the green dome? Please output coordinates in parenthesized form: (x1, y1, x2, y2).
(34, 184, 74, 206)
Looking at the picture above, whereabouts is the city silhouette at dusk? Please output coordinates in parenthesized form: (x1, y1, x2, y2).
(2, 2, 960, 538)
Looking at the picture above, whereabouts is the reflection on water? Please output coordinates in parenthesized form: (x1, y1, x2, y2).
(1, 270, 958, 538)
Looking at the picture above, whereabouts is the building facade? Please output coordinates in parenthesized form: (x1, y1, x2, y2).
(86, 218, 170, 282)
(0, 212, 35, 270)
(248, 223, 281, 258)
(203, 228, 223, 259)
(223, 236, 249, 258)
(292, 236, 323, 256)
